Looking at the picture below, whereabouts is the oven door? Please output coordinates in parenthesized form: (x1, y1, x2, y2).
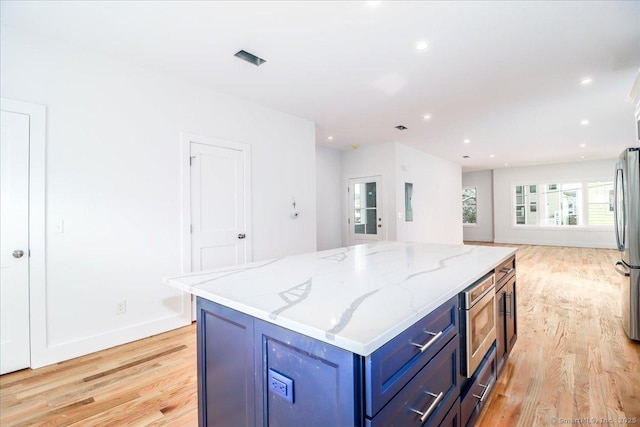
(462, 289, 496, 377)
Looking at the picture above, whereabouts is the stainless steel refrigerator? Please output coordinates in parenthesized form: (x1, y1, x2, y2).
(614, 147, 640, 341)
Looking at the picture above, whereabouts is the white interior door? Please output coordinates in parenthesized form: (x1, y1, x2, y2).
(190, 142, 248, 271)
(0, 110, 31, 374)
(348, 176, 383, 245)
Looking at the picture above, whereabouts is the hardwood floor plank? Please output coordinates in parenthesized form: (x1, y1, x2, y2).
(1, 244, 639, 426)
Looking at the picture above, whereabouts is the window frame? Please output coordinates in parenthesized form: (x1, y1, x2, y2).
(511, 178, 614, 230)
(462, 187, 478, 226)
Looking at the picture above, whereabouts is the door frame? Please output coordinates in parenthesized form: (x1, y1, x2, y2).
(180, 132, 252, 275)
(346, 175, 384, 245)
(1, 98, 46, 369)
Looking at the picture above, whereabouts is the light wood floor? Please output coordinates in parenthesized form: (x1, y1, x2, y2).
(1, 245, 639, 426)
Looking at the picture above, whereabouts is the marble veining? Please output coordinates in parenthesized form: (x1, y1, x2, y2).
(163, 241, 516, 356)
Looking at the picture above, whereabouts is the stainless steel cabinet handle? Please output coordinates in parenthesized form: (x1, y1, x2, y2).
(504, 293, 512, 317)
(510, 292, 514, 319)
(409, 391, 444, 423)
(500, 267, 514, 275)
(473, 381, 493, 402)
(410, 330, 443, 353)
(12, 250, 24, 259)
(615, 261, 630, 277)
(238, 234, 246, 239)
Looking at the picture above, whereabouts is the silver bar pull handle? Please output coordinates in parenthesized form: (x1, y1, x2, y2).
(410, 330, 443, 353)
(409, 391, 444, 423)
(500, 267, 514, 275)
(510, 292, 515, 319)
(472, 381, 493, 402)
(238, 233, 246, 239)
(503, 293, 512, 317)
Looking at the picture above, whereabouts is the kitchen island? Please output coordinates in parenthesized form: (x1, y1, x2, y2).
(164, 241, 517, 427)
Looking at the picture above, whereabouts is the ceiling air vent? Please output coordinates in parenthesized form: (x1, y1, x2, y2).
(395, 125, 408, 130)
(234, 50, 266, 66)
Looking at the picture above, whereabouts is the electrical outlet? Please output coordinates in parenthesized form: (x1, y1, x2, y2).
(116, 299, 126, 315)
(268, 369, 294, 403)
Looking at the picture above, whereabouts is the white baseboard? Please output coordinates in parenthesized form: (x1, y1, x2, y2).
(30, 312, 191, 369)
(493, 238, 616, 250)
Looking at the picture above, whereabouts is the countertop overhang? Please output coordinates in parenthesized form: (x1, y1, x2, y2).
(163, 241, 517, 356)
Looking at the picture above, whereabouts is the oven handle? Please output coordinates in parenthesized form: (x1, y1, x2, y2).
(410, 330, 443, 353)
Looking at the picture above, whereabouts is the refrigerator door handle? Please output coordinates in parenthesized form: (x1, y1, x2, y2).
(614, 163, 625, 251)
(615, 260, 631, 277)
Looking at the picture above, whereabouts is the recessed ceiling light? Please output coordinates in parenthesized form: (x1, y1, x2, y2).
(490, 154, 495, 158)
(580, 155, 585, 159)
(580, 77, 593, 86)
(504, 163, 509, 167)
(416, 41, 429, 51)
(395, 125, 408, 130)
(579, 143, 586, 148)
(234, 50, 266, 66)
(580, 119, 590, 125)
(328, 136, 334, 140)
(463, 139, 470, 144)
(423, 114, 431, 120)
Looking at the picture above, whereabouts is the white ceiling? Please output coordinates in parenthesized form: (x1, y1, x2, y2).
(2, 0, 639, 171)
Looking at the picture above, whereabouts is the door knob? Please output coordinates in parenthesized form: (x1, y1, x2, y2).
(238, 234, 246, 239)
(12, 250, 24, 259)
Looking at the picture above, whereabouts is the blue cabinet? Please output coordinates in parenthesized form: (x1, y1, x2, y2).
(196, 280, 516, 427)
(366, 336, 460, 427)
(196, 301, 256, 427)
(365, 298, 458, 418)
(255, 320, 360, 427)
(197, 296, 460, 427)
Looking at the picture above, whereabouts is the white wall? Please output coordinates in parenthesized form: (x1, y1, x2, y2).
(462, 170, 494, 242)
(341, 142, 462, 246)
(395, 143, 463, 244)
(1, 27, 317, 367)
(341, 143, 397, 245)
(316, 146, 342, 250)
(493, 159, 617, 248)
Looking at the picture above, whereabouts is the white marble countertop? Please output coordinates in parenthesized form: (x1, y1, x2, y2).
(163, 241, 516, 356)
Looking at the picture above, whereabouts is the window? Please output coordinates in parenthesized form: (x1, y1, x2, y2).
(587, 182, 614, 226)
(513, 180, 613, 227)
(514, 185, 537, 225)
(541, 183, 581, 226)
(462, 187, 477, 225)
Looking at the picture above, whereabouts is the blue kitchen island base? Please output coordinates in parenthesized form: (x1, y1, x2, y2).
(197, 296, 461, 427)
(163, 242, 518, 427)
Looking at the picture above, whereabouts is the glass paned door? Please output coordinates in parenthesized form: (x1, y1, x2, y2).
(349, 176, 383, 244)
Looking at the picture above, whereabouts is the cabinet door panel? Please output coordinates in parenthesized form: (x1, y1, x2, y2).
(197, 298, 255, 427)
(255, 320, 359, 427)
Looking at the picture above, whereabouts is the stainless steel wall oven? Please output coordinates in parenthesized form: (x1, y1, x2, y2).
(460, 272, 496, 378)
